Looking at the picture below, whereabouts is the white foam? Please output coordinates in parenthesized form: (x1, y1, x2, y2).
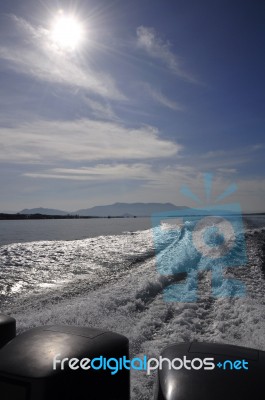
(1, 224, 265, 399)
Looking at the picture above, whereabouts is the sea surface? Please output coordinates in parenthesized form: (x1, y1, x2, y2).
(0, 217, 151, 246)
(1, 215, 265, 399)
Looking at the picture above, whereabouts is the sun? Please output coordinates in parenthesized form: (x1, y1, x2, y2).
(50, 12, 84, 51)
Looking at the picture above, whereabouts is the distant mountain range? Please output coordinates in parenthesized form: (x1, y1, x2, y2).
(20, 207, 69, 216)
(19, 203, 189, 217)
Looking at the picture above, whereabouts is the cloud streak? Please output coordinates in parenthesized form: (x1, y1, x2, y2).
(23, 163, 156, 181)
(0, 118, 182, 163)
(136, 26, 196, 82)
(143, 83, 184, 111)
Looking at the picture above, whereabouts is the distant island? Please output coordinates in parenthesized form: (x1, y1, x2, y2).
(0, 203, 189, 220)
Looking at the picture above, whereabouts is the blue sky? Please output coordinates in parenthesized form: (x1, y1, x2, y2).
(0, 0, 264, 212)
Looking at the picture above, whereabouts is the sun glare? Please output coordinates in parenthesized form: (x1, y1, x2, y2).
(51, 13, 84, 51)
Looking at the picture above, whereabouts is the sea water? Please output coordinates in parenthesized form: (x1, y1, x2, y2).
(0, 215, 265, 399)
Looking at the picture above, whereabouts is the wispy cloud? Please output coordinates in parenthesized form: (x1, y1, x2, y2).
(22, 165, 197, 198)
(136, 26, 196, 82)
(23, 163, 155, 181)
(0, 15, 125, 101)
(142, 83, 184, 111)
(250, 144, 264, 151)
(0, 118, 182, 164)
(83, 96, 119, 121)
(217, 168, 237, 174)
(201, 144, 263, 169)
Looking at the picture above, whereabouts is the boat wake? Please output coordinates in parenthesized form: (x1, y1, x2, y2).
(1, 220, 265, 399)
